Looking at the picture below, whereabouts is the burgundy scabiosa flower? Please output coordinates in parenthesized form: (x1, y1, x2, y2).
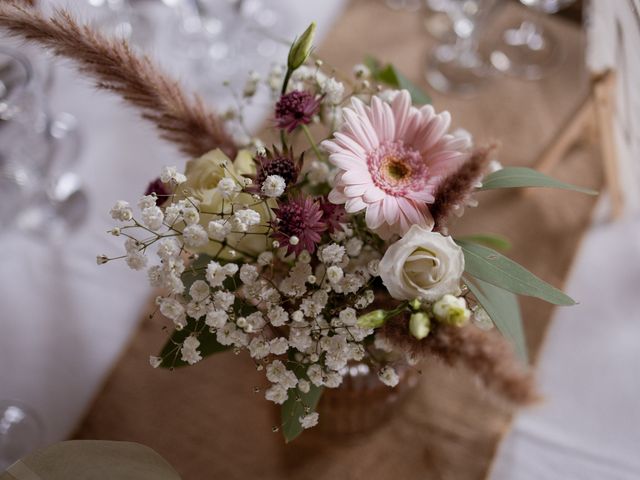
(144, 177, 171, 206)
(319, 197, 347, 234)
(255, 145, 301, 191)
(275, 90, 321, 133)
(272, 196, 327, 255)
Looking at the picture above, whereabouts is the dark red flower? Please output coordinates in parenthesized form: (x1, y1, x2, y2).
(319, 197, 347, 234)
(275, 90, 321, 133)
(255, 145, 301, 191)
(144, 177, 171, 206)
(272, 196, 327, 255)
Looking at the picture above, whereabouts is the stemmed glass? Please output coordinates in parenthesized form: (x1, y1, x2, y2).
(489, 0, 575, 79)
(424, 0, 498, 96)
(0, 401, 44, 470)
(84, 0, 154, 47)
(160, 0, 287, 100)
(0, 47, 87, 235)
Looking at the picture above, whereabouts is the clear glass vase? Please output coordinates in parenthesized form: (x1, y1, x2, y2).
(316, 361, 419, 437)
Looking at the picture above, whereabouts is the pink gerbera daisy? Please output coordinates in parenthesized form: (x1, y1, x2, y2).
(321, 90, 468, 240)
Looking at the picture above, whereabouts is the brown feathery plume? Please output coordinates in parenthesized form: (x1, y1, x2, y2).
(430, 143, 498, 231)
(0, 2, 237, 159)
(382, 316, 539, 406)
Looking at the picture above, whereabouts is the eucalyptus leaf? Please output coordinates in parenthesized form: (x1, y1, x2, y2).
(480, 167, 597, 195)
(456, 233, 512, 251)
(466, 278, 528, 363)
(281, 357, 324, 443)
(365, 56, 431, 105)
(0, 441, 181, 480)
(158, 320, 229, 369)
(456, 240, 576, 306)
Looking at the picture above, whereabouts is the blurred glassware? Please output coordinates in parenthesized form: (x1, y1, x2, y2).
(423, 0, 457, 43)
(489, 0, 575, 80)
(425, 0, 498, 96)
(84, 0, 154, 47)
(160, 0, 288, 100)
(384, 0, 423, 12)
(0, 400, 44, 471)
(0, 47, 87, 236)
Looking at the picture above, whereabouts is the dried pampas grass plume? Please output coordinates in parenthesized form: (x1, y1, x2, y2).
(0, 2, 237, 159)
(430, 143, 498, 231)
(382, 316, 539, 406)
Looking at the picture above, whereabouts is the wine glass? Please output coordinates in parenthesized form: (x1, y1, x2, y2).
(489, 0, 575, 80)
(84, 0, 154, 47)
(160, 0, 288, 100)
(424, 0, 499, 96)
(0, 400, 44, 470)
(0, 47, 87, 236)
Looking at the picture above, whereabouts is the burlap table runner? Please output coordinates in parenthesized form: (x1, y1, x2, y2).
(74, 2, 603, 479)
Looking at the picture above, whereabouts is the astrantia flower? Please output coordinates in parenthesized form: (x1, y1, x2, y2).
(272, 196, 327, 255)
(254, 145, 301, 190)
(144, 177, 170, 206)
(275, 90, 321, 133)
(322, 90, 468, 239)
(319, 197, 347, 234)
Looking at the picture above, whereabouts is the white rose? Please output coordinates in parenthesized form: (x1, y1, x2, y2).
(379, 225, 464, 302)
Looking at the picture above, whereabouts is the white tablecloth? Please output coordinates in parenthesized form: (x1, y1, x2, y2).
(1, 2, 639, 478)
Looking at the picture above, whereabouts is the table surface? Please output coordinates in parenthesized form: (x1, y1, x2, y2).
(1, 1, 639, 479)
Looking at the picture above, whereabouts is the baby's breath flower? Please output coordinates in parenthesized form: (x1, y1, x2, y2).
(378, 366, 399, 387)
(261, 174, 286, 198)
(299, 412, 319, 429)
(110, 200, 133, 222)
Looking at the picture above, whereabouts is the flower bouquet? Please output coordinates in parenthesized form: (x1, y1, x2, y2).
(0, 4, 596, 442)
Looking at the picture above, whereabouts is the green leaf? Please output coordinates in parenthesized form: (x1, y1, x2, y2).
(480, 167, 598, 195)
(158, 320, 229, 369)
(365, 56, 431, 105)
(456, 233, 512, 251)
(280, 357, 324, 443)
(456, 240, 576, 306)
(466, 278, 528, 363)
(0, 440, 181, 480)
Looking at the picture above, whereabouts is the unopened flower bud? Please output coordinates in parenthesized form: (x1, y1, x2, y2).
(357, 309, 386, 329)
(409, 312, 430, 340)
(433, 294, 471, 327)
(409, 298, 422, 311)
(287, 22, 316, 71)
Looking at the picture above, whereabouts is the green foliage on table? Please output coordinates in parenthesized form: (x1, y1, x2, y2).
(158, 321, 229, 369)
(0, 441, 181, 480)
(466, 278, 528, 363)
(281, 356, 324, 443)
(456, 240, 576, 306)
(480, 166, 598, 195)
(365, 56, 431, 105)
(456, 233, 512, 251)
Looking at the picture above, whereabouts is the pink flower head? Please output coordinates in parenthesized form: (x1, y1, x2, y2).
(322, 90, 469, 240)
(319, 197, 347, 234)
(275, 90, 321, 133)
(272, 196, 327, 255)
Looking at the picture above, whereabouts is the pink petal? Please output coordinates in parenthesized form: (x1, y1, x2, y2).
(343, 109, 379, 151)
(328, 188, 348, 204)
(333, 132, 367, 157)
(329, 152, 365, 170)
(405, 189, 436, 203)
(345, 197, 367, 213)
(382, 196, 400, 225)
(363, 186, 386, 203)
(342, 168, 370, 185)
(365, 200, 385, 229)
(392, 90, 412, 138)
(344, 183, 368, 197)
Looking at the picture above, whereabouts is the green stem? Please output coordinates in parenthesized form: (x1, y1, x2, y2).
(301, 124, 324, 161)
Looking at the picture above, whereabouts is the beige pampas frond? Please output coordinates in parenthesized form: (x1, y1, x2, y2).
(0, 2, 237, 159)
(382, 316, 539, 406)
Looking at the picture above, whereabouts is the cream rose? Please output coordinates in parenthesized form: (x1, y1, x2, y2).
(179, 149, 271, 258)
(379, 225, 464, 302)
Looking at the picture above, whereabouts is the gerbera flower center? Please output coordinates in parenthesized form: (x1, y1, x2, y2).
(367, 141, 428, 196)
